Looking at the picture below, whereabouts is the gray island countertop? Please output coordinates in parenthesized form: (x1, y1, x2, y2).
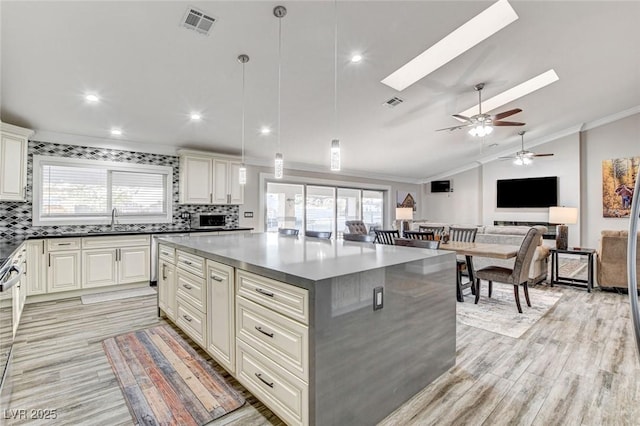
(157, 232, 449, 289)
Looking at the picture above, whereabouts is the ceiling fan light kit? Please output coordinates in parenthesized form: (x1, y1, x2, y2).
(499, 130, 554, 165)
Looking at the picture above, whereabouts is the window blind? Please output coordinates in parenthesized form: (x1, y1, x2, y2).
(112, 171, 166, 215)
(42, 165, 108, 216)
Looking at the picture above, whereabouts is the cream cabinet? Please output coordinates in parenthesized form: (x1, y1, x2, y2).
(25, 240, 46, 296)
(176, 251, 207, 347)
(179, 151, 244, 205)
(11, 244, 27, 335)
(158, 259, 176, 320)
(82, 236, 150, 288)
(48, 250, 81, 293)
(206, 260, 235, 373)
(0, 122, 33, 202)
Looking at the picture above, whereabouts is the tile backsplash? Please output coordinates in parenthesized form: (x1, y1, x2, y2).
(0, 141, 239, 239)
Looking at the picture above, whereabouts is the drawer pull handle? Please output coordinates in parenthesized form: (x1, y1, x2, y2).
(183, 315, 192, 322)
(211, 275, 223, 282)
(182, 284, 193, 290)
(255, 288, 274, 298)
(58, 242, 72, 246)
(183, 260, 193, 265)
(255, 326, 274, 338)
(255, 373, 274, 388)
(161, 251, 170, 256)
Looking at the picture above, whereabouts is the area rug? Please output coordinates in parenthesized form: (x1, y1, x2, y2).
(103, 325, 245, 425)
(81, 287, 156, 304)
(457, 285, 562, 338)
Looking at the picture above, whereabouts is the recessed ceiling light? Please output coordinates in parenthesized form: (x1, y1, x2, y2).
(381, 0, 518, 91)
(351, 54, 363, 63)
(85, 93, 100, 103)
(190, 113, 202, 121)
(457, 69, 560, 117)
(111, 129, 122, 136)
(260, 126, 271, 135)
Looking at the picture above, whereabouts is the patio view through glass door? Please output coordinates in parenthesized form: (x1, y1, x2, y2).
(266, 182, 385, 237)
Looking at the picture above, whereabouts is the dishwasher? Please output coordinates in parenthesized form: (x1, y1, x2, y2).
(150, 233, 189, 284)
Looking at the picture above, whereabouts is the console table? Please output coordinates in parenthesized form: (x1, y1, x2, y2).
(549, 247, 596, 292)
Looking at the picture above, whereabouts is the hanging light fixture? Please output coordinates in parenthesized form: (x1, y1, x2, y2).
(238, 54, 249, 185)
(468, 83, 493, 137)
(274, 5, 287, 179)
(330, 0, 341, 171)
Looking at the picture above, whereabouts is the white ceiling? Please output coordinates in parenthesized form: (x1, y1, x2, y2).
(2, 1, 639, 183)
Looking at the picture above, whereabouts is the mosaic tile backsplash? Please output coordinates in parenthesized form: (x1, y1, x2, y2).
(0, 141, 239, 239)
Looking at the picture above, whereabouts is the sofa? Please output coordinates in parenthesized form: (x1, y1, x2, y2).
(597, 230, 640, 289)
(410, 221, 550, 284)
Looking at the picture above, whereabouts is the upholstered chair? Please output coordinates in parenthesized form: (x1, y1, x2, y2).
(474, 227, 541, 313)
(345, 220, 368, 235)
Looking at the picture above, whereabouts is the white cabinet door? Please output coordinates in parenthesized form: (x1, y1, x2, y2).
(0, 132, 28, 201)
(158, 261, 176, 320)
(229, 161, 244, 205)
(213, 159, 229, 204)
(82, 249, 117, 288)
(180, 156, 212, 204)
(26, 240, 46, 296)
(206, 260, 235, 373)
(118, 246, 150, 284)
(48, 251, 81, 292)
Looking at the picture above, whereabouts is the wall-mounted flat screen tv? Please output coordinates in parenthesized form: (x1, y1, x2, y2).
(430, 180, 451, 193)
(496, 176, 558, 208)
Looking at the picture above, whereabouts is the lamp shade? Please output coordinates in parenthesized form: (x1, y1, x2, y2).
(396, 207, 413, 220)
(549, 206, 578, 224)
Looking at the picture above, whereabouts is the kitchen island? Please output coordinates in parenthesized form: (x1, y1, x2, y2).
(157, 232, 456, 425)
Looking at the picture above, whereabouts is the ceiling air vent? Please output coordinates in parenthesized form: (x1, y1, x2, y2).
(182, 7, 216, 36)
(383, 96, 404, 108)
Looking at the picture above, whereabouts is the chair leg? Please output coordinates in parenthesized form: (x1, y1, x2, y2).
(456, 267, 464, 302)
(474, 279, 481, 304)
(488, 281, 493, 298)
(513, 285, 523, 314)
(523, 282, 531, 307)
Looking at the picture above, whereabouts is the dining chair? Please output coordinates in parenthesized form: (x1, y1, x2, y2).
(395, 238, 440, 249)
(343, 233, 375, 242)
(403, 230, 435, 240)
(345, 220, 368, 235)
(418, 226, 445, 238)
(449, 227, 479, 300)
(373, 229, 399, 245)
(474, 227, 541, 313)
(305, 230, 332, 239)
(278, 228, 300, 236)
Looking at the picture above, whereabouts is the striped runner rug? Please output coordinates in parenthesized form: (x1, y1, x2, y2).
(103, 325, 245, 425)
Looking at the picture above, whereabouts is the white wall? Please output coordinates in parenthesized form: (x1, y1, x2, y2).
(422, 166, 483, 225)
(238, 165, 422, 232)
(582, 113, 640, 249)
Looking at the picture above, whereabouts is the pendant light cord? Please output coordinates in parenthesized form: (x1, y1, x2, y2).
(241, 61, 246, 165)
(333, 0, 338, 137)
(277, 15, 282, 151)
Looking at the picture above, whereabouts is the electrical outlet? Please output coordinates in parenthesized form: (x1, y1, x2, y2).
(244, 211, 254, 218)
(373, 286, 384, 311)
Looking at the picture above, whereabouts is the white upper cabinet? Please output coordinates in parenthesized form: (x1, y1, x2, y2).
(0, 122, 33, 201)
(179, 150, 244, 205)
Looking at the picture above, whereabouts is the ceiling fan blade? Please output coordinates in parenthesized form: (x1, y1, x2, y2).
(498, 156, 515, 160)
(436, 124, 470, 132)
(492, 108, 522, 120)
(533, 153, 554, 157)
(493, 120, 526, 126)
(452, 114, 473, 123)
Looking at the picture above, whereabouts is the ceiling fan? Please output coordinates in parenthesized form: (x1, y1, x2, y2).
(499, 131, 554, 165)
(436, 83, 525, 136)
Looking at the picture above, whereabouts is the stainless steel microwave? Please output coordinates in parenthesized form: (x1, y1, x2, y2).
(191, 213, 226, 229)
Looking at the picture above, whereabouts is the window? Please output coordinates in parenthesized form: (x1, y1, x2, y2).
(265, 180, 386, 238)
(33, 156, 173, 225)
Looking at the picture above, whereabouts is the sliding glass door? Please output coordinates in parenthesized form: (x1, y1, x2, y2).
(266, 182, 385, 237)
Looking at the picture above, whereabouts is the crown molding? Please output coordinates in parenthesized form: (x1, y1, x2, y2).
(582, 105, 640, 131)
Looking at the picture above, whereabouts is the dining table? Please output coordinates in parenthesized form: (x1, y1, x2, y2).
(439, 241, 520, 302)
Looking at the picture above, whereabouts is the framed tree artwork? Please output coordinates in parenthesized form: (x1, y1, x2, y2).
(602, 156, 639, 218)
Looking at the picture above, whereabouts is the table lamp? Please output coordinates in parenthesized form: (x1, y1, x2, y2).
(396, 207, 413, 236)
(549, 206, 578, 250)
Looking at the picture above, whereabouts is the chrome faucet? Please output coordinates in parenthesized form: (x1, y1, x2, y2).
(110, 208, 118, 229)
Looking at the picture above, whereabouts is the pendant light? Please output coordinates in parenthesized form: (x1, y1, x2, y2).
(330, 0, 341, 171)
(238, 54, 249, 185)
(274, 5, 287, 179)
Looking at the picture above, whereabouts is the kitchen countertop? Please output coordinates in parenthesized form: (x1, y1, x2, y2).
(158, 232, 449, 289)
(0, 227, 253, 269)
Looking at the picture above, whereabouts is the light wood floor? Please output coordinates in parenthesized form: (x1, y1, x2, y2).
(4, 284, 640, 425)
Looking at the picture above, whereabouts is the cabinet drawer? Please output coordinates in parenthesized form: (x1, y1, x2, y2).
(236, 341, 308, 426)
(176, 297, 206, 347)
(158, 244, 175, 263)
(176, 250, 205, 277)
(47, 238, 81, 251)
(236, 270, 309, 325)
(176, 269, 206, 312)
(237, 297, 308, 381)
(82, 235, 150, 249)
